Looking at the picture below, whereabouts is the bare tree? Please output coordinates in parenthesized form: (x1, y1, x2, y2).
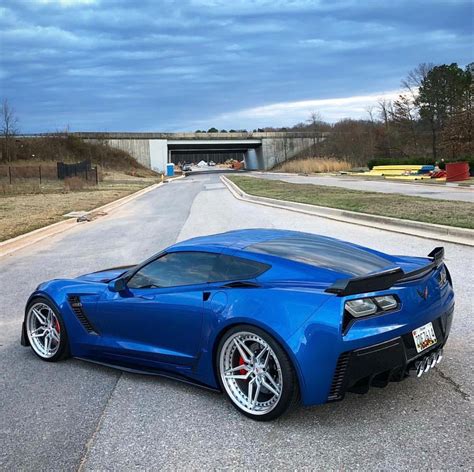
(306, 111, 324, 155)
(378, 99, 393, 157)
(365, 105, 377, 158)
(1, 99, 20, 162)
(391, 93, 420, 156)
(365, 105, 376, 123)
(402, 62, 434, 100)
(307, 111, 323, 127)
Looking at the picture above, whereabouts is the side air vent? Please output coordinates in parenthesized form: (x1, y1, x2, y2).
(67, 295, 98, 334)
(327, 352, 350, 401)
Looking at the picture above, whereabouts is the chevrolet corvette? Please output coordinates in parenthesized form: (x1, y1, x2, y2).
(21, 229, 454, 420)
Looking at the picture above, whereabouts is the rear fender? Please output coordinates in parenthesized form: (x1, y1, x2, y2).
(199, 287, 332, 392)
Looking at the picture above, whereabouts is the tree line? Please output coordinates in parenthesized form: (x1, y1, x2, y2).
(192, 63, 472, 166)
(288, 62, 473, 165)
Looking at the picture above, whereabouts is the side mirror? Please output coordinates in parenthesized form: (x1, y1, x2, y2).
(108, 277, 127, 292)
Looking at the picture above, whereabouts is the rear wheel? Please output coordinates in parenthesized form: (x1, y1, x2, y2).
(217, 325, 299, 421)
(25, 298, 69, 362)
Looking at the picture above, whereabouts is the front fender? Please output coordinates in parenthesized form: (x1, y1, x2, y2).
(21, 279, 106, 355)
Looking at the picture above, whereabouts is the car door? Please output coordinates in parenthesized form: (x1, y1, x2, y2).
(93, 251, 219, 368)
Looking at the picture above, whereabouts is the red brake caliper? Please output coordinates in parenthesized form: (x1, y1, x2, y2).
(239, 356, 247, 376)
(54, 318, 60, 333)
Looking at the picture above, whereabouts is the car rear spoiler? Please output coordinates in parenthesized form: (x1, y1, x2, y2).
(325, 247, 444, 296)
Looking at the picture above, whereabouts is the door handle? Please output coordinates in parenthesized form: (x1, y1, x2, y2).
(137, 294, 155, 301)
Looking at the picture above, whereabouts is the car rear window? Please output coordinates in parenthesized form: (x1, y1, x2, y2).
(247, 236, 391, 276)
(209, 254, 270, 282)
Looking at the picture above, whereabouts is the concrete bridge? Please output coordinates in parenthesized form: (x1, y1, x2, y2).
(75, 131, 327, 172)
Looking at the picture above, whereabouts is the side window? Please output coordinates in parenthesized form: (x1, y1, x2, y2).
(209, 254, 270, 282)
(127, 252, 218, 289)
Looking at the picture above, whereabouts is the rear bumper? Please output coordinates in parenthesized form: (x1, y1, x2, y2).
(327, 307, 453, 402)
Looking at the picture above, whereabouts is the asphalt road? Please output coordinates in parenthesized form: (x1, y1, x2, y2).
(253, 172, 474, 202)
(1, 173, 472, 470)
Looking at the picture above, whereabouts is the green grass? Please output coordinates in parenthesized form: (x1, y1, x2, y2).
(228, 175, 474, 229)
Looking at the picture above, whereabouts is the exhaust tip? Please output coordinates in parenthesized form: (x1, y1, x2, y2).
(423, 357, 431, 373)
(436, 349, 443, 364)
(416, 362, 424, 377)
(412, 348, 444, 378)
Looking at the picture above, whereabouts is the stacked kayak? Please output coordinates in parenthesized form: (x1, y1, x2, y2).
(358, 164, 443, 181)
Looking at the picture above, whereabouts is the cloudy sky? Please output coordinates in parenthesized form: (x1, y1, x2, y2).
(0, 0, 472, 132)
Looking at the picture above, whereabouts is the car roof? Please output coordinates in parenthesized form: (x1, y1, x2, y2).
(170, 229, 401, 278)
(171, 229, 337, 251)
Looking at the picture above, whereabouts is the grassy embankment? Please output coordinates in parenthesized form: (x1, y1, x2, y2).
(227, 175, 474, 229)
(0, 175, 159, 242)
(0, 136, 161, 241)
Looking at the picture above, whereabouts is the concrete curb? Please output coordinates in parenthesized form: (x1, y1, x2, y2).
(221, 175, 474, 247)
(0, 175, 185, 258)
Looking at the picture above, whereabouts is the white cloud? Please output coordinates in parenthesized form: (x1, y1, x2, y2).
(189, 0, 350, 14)
(194, 90, 405, 129)
(2, 25, 79, 44)
(37, 0, 97, 6)
(299, 38, 369, 52)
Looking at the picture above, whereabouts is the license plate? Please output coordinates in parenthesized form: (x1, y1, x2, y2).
(412, 322, 437, 353)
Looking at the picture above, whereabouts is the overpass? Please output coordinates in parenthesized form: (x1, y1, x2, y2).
(75, 131, 327, 172)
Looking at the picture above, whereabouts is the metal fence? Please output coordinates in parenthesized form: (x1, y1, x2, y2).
(57, 159, 97, 181)
(0, 160, 99, 185)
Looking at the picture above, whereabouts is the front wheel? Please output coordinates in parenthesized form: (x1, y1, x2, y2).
(25, 298, 70, 362)
(217, 325, 299, 421)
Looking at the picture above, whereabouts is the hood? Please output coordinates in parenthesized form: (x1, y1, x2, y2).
(76, 265, 135, 283)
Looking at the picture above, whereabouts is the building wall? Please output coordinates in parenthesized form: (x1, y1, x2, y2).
(261, 136, 319, 170)
(149, 139, 168, 173)
(105, 139, 151, 168)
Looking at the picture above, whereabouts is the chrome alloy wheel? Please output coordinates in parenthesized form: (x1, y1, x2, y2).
(219, 331, 283, 415)
(26, 302, 61, 359)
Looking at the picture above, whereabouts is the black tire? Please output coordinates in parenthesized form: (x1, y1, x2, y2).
(216, 324, 299, 421)
(25, 297, 70, 362)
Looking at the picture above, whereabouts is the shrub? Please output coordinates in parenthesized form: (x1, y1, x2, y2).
(274, 157, 351, 173)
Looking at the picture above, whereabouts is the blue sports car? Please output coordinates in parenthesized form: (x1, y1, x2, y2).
(21, 229, 454, 421)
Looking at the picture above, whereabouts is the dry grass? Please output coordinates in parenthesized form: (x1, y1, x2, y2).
(0, 182, 43, 195)
(0, 180, 154, 241)
(0, 143, 163, 241)
(274, 157, 351, 174)
(64, 176, 86, 191)
(102, 169, 160, 182)
(0, 178, 95, 196)
(228, 175, 474, 229)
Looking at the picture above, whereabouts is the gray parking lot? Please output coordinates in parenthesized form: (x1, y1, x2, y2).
(1, 173, 472, 470)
